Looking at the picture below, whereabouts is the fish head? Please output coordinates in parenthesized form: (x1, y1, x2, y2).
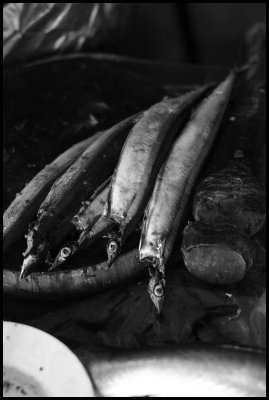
(106, 236, 121, 268)
(50, 242, 77, 270)
(148, 274, 165, 314)
(21, 240, 48, 278)
(20, 254, 39, 279)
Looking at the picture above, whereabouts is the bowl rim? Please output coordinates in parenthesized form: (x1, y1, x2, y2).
(3, 321, 95, 397)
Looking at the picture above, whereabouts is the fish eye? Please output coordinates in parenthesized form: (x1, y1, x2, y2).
(61, 247, 71, 258)
(109, 241, 118, 254)
(154, 284, 163, 297)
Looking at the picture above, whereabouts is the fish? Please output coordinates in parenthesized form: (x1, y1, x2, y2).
(139, 71, 236, 311)
(145, 190, 189, 314)
(146, 149, 214, 313)
(139, 71, 235, 308)
(50, 179, 114, 270)
(5, 245, 147, 298)
(105, 86, 211, 267)
(82, 344, 266, 397)
(3, 130, 104, 253)
(50, 215, 143, 272)
(20, 211, 78, 278)
(72, 176, 111, 231)
(21, 114, 140, 278)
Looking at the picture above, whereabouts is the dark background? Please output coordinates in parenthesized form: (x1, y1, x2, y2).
(124, 3, 266, 65)
(3, 3, 266, 67)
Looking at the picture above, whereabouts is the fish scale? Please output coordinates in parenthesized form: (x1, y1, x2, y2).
(139, 71, 236, 312)
(50, 180, 113, 270)
(20, 114, 140, 278)
(105, 86, 211, 267)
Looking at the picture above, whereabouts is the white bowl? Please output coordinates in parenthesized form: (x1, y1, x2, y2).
(3, 321, 95, 397)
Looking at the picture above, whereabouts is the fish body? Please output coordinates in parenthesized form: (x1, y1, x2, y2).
(84, 345, 266, 397)
(146, 179, 195, 313)
(4, 246, 147, 298)
(3, 131, 103, 253)
(139, 72, 235, 311)
(106, 86, 210, 265)
(140, 72, 235, 265)
(21, 211, 77, 277)
(51, 180, 113, 270)
(21, 114, 139, 277)
(72, 177, 111, 232)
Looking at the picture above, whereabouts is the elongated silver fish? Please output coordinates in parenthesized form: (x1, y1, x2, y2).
(139, 72, 236, 311)
(50, 179, 113, 270)
(72, 176, 111, 232)
(21, 210, 78, 277)
(82, 344, 266, 397)
(21, 114, 140, 278)
(105, 86, 210, 267)
(25, 114, 140, 255)
(3, 130, 103, 253)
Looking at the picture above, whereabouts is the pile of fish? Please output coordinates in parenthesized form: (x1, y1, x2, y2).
(3, 71, 236, 312)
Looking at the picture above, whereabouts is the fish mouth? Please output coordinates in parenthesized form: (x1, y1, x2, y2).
(21, 239, 48, 278)
(20, 254, 39, 279)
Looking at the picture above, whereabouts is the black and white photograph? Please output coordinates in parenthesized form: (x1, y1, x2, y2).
(3, 3, 266, 397)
